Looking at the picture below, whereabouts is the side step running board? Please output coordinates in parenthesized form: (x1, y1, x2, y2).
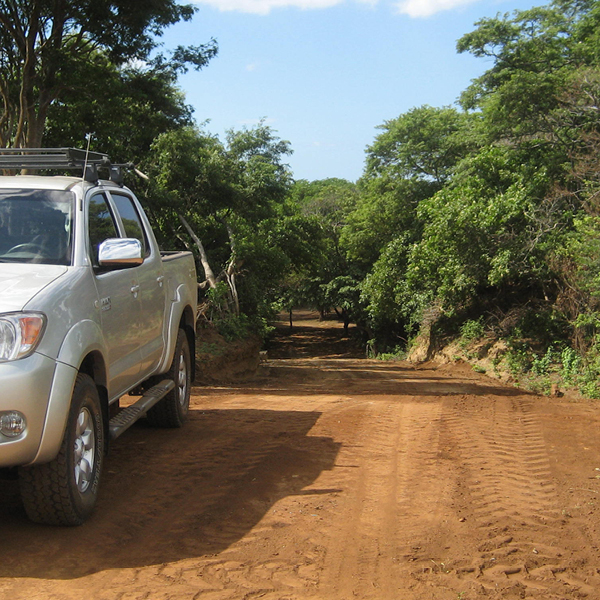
(109, 379, 175, 440)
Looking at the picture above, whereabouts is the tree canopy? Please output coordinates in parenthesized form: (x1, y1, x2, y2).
(140, 123, 296, 318)
(0, 0, 216, 147)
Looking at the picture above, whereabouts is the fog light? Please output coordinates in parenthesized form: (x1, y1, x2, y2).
(0, 411, 26, 437)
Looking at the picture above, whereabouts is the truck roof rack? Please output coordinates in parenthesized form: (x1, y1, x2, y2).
(0, 148, 130, 184)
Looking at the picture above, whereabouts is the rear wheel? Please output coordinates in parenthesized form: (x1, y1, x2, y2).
(146, 329, 191, 428)
(19, 373, 104, 526)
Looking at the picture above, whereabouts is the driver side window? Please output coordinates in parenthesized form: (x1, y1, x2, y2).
(88, 194, 119, 265)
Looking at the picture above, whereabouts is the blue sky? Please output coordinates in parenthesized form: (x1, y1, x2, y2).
(159, 0, 541, 182)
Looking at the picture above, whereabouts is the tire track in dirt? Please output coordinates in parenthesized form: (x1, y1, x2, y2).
(441, 394, 600, 598)
(150, 359, 373, 600)
(0, 398, 340, 600)
(321, 398, 446, 599)
(144, 368, 350, 599)
(134, 407, 335, 599)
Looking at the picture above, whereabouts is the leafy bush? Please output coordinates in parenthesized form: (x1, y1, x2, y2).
(205, 282, 231, 319)
(459, 318, 485, 346)
(505, 337, 532, 375)
(531, 346, 558, 376)
(510, 342, 600, 399)
(377, 345, 407, 361)
(560, 347, 581, 385)
(213, 312, 273, 342)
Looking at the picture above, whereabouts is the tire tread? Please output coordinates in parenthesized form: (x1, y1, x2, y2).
(146, 329, 191, 428)
(19, 373, 103, 526)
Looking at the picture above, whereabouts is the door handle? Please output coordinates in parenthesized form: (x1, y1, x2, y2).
(157, 275, 165, 287)
(130, 284, 140, 297)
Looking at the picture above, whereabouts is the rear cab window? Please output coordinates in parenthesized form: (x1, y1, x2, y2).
(110, 193, 150, 258)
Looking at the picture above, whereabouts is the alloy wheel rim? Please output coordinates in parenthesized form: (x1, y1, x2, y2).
(178, 351, 188, 407)
(73, 407, 95, 493)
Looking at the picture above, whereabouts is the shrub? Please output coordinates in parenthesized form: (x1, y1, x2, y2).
(459, 318, 485, 347)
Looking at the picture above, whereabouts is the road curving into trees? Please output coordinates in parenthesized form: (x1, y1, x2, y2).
(1, 311, 600, 599)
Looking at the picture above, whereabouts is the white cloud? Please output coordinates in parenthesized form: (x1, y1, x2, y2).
(394, 0, 478, 17)
(190, 0, 475, 16)
(191, 0, 344, 14)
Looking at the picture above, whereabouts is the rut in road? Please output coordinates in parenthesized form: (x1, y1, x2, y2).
(315, 382, 600, 599)
(322, 398, 446, 599)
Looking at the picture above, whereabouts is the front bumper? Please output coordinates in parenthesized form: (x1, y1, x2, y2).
(0, 353, 58, 467)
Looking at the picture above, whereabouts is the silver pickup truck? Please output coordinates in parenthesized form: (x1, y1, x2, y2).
(0, 149, 197, 526)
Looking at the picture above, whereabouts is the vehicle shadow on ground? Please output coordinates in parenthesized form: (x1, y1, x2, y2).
(0, 408, 340, 580)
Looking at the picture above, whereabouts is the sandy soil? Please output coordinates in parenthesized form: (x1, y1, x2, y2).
(2, 311, 600, 599)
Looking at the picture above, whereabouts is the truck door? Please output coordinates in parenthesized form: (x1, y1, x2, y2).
(88, 193, 142, 398)
(109, 192, 166, 376)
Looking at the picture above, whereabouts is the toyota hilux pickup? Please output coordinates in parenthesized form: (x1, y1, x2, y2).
(0, 148, 197, 526)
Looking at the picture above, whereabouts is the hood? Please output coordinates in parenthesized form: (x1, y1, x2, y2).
(0, 264, 68, 312)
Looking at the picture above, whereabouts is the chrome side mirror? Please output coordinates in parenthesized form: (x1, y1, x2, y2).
(98, 238, 143, 267)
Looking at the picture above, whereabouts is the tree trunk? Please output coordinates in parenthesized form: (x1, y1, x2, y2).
(224, 266, 240, 316)
(224, 220, 240, 316)
(342, 310, 350, 337)
(178, 214, 217, 289)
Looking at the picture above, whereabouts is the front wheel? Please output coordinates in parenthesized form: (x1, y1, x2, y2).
(19, 373, 105, 526)
(146, 329, 191, 428)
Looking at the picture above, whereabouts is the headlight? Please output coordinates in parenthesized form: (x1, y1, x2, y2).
(0, 313, 46, 362)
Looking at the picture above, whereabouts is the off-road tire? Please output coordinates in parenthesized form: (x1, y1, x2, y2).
(146, 329, 191, 428)
(19, 373, 104, 526)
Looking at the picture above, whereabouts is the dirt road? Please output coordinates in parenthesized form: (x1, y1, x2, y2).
(2, 312, 600, 599)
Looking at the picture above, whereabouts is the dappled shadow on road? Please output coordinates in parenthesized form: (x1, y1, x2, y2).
(260, 311, 525, 398)
(267, 313, 364, 360)
(205, 360, 527, 398)
(0, 408, 340, 580)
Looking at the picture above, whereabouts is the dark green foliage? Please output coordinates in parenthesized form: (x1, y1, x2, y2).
(276, 178, 361, 318)
(44, 58, 200, 162)
(140, 123, 302, 324)
(0, 0, 216, 147)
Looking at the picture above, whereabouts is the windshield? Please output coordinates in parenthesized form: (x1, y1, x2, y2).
(0, 189, 74, 266)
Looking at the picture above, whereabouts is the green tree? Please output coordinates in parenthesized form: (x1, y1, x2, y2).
(292, 178, 357, 280)
(281, 178, 359, 318)
(405, 147, 555, 313)
(0, 0, 217, 147)
(343, 106, 476, 267)
(143, 123, 294, 317)
(365, 105, 477, 185)
(451, 0, 600, 342)
(44, 56, 195, 162)
(341, 106, 477, 342)
(457, 0, 600, 147)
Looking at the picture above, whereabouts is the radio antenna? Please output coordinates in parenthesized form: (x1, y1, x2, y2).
(82, 134, 92, 181)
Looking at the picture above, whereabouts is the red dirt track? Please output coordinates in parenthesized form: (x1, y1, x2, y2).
(2, 311, 600, 599)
